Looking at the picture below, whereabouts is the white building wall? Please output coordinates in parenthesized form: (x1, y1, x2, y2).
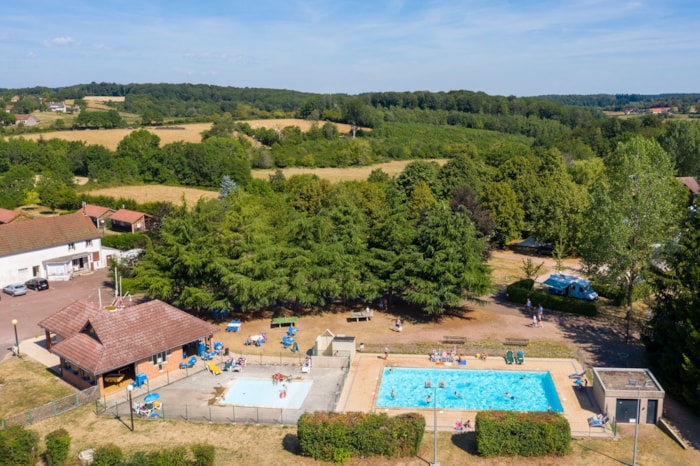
(0, 238, 104, 285)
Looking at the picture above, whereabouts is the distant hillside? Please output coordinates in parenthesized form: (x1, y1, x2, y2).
(536, 93, 700, 112)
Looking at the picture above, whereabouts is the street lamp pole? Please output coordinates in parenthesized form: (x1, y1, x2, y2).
(632, 386, 641, 465)
(431, 385, 440, 466)
(127, 385, 135, 432)
(11, 319, 20, 357)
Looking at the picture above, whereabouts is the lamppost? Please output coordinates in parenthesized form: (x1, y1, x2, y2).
(632, 386, 641, 465)
(11, 319, 20, 357)
(126, 385, 135, 432)
(431, 385, 440, 466)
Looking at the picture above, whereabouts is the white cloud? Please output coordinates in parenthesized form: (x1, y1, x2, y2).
(43, 36, 78, 47)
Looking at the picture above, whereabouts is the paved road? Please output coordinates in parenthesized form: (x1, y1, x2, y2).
(0, 268, 112, 359)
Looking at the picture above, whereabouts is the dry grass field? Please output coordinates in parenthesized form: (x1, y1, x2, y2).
(10, 118, 357, 151)
(83, 95, 126, 103)
(86, 185, 218, 205)
(252, 159, 448, 183)
(13, 123, 213, 150)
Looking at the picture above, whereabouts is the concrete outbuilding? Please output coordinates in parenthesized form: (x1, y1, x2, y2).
(591, 368, 665, 424)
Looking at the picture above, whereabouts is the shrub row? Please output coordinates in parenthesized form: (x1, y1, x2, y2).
(297, 411, 425, 462)
(91, 443, 215, 466)
(101, 233, 149, 251)
(506, 279, 597, 317)
(475, 411, 571, 457)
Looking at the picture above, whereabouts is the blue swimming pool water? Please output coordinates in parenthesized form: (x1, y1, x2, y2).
(220, 378, 313, 409)
(377, 367, 563, 412)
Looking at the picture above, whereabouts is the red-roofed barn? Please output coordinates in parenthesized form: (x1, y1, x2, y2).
(109, 208, 151, 233)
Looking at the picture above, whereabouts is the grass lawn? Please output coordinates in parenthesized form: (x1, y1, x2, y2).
(0, 357, 74, 419)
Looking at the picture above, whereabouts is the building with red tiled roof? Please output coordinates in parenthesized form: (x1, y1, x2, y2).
(0, 212, 104, 284)
(38, 299, 219, 392)
(0, 208, 20, 224)
(109, 208, 151, 233)
(14, 114, 40, 126)
(677, 176, 699, 199)
(80, 203, 115, 230)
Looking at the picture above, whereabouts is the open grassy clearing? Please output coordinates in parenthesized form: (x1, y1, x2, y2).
(252, 159, 448, 183)
(86, 185, 218, 206)
(9, 118, 357, 151)
(0, 357, 74, 419)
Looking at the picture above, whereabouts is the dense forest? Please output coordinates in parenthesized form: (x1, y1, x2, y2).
(1, 83, 699, 411)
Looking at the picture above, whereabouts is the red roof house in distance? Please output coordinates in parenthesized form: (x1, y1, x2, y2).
(38, 299, 219, 393)
(109, 208, 152, 233)
(81, 203, 115, 230)
(0, 208, 20, 224)
(14, 114, 40, 126)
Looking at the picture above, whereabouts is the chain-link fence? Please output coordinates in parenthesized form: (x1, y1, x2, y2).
(2, 385, 100, 429)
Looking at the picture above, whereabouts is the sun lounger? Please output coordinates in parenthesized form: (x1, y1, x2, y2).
(281, 336, 295, 348)
(516, 350, 524, 365)
(208, 361, 222, 375)
(569, 371, 586, 379)
(588, 415, 609, 429)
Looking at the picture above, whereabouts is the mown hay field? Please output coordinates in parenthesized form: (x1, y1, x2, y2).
(11, 119, 356, 150)
(86, 185, 218, 206)
(252, 159, 448, 183)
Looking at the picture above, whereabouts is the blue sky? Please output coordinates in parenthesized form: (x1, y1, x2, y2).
(2, 0, 699, 96)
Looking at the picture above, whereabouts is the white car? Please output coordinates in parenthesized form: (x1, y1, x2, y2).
(3, 283, 27, 297)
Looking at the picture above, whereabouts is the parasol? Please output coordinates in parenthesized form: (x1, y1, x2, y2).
(144, 392, 160, 403)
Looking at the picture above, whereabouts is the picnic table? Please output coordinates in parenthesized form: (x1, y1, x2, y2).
(270, 316, 298, 328)
(348, 309, 374, 321)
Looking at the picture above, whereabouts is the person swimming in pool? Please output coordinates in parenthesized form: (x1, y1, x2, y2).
(426, 394, 432, 404)
(391, 389, 396, 399)
(505, 391, 514, 399)
(455, 391, 464, 398)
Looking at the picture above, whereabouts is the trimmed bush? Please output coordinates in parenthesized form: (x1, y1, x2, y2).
(191, 443, 216, 466)
(101, 233, 149, 251)
(44, 428, 71, 466)
(145, 446, 188, 466)
(92, 444, 124, 466)
(297, 411, 425, 461)
(475, 411, 570, 457)
(0, 425, 40, 466)
(506, 279, 597, 317)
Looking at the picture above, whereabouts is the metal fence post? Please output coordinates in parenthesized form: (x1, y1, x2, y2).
(76, 393, 80, 407)
(256, 407, 259, 424)
(232, 406, 235, 424)
(209, 406, 212, 423)
(185, 404, 188, 421)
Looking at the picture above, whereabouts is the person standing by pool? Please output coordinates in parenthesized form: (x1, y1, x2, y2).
(384, 346, 390, 359)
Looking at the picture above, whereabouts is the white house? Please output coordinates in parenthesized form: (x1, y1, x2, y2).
(0, 212, 105, 284)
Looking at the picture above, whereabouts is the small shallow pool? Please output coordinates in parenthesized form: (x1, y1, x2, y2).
(220, 378, 313, 409)
(377, 367, 563, 412)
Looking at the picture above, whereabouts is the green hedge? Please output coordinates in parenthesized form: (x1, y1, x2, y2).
(101, 233, 149, 251)
(297, 412, 425, 462)
(0, 425, 40, 466)
(506, 279, 597, 317)
(475, 411, 571, 457)
(44, 428, 71, 466)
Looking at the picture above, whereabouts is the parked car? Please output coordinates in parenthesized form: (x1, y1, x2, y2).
(3, 283, 27, 297)
(25, 277, 49, 291)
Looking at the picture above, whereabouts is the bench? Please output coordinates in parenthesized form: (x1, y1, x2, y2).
(504, 338, 530, 346)
(270, 316, 298, 328)
(442, 336, 466, 345)
(348, 310, 374, 321)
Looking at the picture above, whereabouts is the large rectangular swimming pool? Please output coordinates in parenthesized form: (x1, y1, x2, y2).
(377, 367, 563, 412)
